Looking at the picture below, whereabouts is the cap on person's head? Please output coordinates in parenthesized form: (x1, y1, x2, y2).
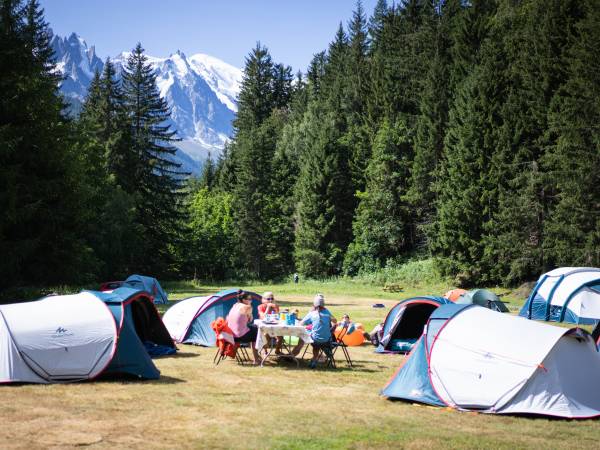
(263, 291, 274, 301)
(313, 293, 325, 307)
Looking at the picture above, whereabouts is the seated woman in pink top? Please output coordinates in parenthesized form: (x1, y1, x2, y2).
(226, 292, 260, 364)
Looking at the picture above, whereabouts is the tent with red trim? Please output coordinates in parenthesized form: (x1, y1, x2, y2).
(163, 289, 261, 346)
(382, 304, 600, 418)
(376, 296, 452, 353)
(0, 288, 173, 383)
(92, 287, 175, 379)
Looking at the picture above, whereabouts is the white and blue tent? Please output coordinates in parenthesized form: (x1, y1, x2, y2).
(163, 289, 260, 346)
(382, 304, 600, 418)
(0, 288, 175, 383)
(519, 267, 600, 325)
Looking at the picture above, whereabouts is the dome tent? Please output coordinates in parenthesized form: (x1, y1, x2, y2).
(382, 304, 600, 418)
(163, 289, 261, 346)
(100, 274, 169, 305)
(92, 287, 176, 378)
(520, 267, 600, 325)
(457, 289, 509, 312)
(0, 288, 173, 383)
(376, 296, 452, 353)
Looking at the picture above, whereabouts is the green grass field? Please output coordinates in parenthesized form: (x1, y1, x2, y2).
(2, 280, 599, 449)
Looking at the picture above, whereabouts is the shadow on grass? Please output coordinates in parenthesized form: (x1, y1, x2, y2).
(259, 357, 378, 373)
(147, 375, 186, 384)
(167, 351, 200, 359)
(385, 398, 600, 421)
(96, 373, 186, 384)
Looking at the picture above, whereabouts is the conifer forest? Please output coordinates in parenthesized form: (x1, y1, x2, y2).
(2, 0, 600, 290)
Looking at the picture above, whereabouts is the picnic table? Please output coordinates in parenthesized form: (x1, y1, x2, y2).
(254, 319, 313, 367)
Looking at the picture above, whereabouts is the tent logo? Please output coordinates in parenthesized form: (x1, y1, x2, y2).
(52, 327, 73, 338)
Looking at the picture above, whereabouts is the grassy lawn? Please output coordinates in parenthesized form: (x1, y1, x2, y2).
(1, 280, 599, 449)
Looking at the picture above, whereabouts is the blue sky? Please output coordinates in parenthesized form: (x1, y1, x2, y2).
(40, 0, 380, 71)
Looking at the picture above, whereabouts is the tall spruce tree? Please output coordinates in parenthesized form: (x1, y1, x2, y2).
(483, 0, 585, 283)
(77, 67, 139, 278)
(121, 43, 187, 274)
(0, 0, 93, 287)
(543, 0, 600, 268)
(293, 104, 345, 277)
(228, 44, 293, 278)
(405, 1, 461, 252)
(344, 119, 413, 274)
(345, 1, 372, 191)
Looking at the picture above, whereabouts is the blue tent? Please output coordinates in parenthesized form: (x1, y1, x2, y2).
(122, 275, 169, 305)
(163, 289, 261, 346)
(376, 296, 451, 353)
(520, 267, 600, 325)
(88, 288, 176, 379)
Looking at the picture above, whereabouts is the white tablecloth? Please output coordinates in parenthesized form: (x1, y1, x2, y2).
(254, 320, 313, 351)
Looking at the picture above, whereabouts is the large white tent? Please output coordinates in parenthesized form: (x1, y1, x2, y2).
(0, 293, 117, 383)
(382, 304, 600, 418)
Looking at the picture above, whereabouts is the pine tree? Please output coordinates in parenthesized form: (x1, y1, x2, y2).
(405, 1, 458, 251)
(293, 102, 354, 277)
(344, 119, 412, 274)
(368, 0, 389, 54)
(227, 44, 290, 278)
(199, 152, 216, 190)
(121, 42, 188, 274)
(0, 0, 92, 287)
(483, 0, 585, 283)
(543, 0, 600, 268)
(77, 68, 139, 279)
(346, 0, 372, 191)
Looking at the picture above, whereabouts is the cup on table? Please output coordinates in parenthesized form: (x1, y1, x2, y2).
(287, 313, 296, 326)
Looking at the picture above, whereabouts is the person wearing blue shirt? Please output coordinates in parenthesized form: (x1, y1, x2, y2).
(297, 294, 337, 368)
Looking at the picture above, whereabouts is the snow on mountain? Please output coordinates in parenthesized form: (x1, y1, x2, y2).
(50, 31, 242, 175)
(50, 31, 103, 114)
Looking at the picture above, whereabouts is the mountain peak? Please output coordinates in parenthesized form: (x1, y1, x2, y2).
(51, 31, 242, 175)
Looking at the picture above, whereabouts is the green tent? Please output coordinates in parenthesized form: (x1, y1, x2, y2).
(456, 289, 509, 312)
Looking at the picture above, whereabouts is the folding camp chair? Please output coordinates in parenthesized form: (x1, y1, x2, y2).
(315, 341, 336, 369)
(213, 342, 252, 366)
(331, 324, 353, 367)
(236, 342, 253, 364)
(211, 317, 252, 366)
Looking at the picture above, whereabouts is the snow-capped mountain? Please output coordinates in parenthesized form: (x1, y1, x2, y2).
(50, 32, 103, 113)
(50, 31, 242, 175)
